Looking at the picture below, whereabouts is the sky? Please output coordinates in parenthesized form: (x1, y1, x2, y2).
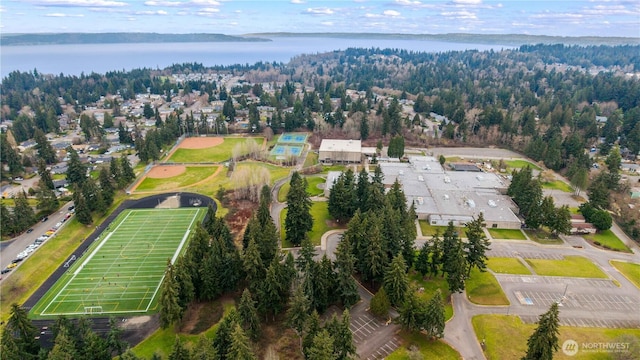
(0, 0, 638, 38)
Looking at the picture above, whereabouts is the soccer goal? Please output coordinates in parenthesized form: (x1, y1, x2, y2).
(84, 306, 103, 315)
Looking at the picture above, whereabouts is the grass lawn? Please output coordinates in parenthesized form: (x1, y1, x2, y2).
(473, 314, 640, 360)
(387, 330, 461, 359)
(504, 159, 541, 171)
(584, 230, 631, 252)
(542, 180, 573, 193)
(524, 229, 564, 244)
(280, 202, 340, 248)
(132, 301, 235, 359)
(304, 151, 319, 168)
(1, 196, 127, 322)
(1, 198, 39, 207)
(278, 176, 325, 202)
(419, 221, 458, 237)
(466, 267, 509, 305)
(525, 256, 608, 278)
(610, 261, 640, 289)
(488, 228, 527, 240)
(135, 166, 220, 191)
(408, 271, 454, 321)
(487, 258, 532, 275)
(321, 164, 348, 174)
(168, 137, 263, 163)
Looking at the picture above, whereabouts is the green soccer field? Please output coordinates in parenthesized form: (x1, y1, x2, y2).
(30, 208, 205, 318)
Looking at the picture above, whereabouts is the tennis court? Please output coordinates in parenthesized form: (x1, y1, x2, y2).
(270, 144, 304, 157)
(277, 132, 308, 144)
(30, 208, 205, 317)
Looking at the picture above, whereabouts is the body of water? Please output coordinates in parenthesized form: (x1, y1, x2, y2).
(1, 37, 510, 78)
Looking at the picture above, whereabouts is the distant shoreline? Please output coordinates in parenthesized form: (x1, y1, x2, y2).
(1, 32, 638, 47)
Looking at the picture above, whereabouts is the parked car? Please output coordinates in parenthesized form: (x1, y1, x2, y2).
(1, 269, 12, 274)
(41, 217, 49, 222)
(26, 228, 34, 233)
(7, 263, 17, 269)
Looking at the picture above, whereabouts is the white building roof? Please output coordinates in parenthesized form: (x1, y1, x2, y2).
(319, 139, 362, 153)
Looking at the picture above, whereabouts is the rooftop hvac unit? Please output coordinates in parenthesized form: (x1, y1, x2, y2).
(418, 175, 424, 182)
(488, 200, 497, 207)
(444, 176, 451, 183)
(467, 199, 476, 208)
(476, 174, 484, 181)
(416, 197, 424, 205)
(443, 194, 450, 200)
(399, 170, 404, 175)
(424, 165, 431, 170)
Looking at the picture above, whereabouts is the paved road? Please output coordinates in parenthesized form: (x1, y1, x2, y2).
(0, 200, 74, 282)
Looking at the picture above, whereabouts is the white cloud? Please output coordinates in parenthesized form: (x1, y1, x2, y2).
(320, 21, 334, 26)
(383, 9, 401, 17)
(135, 10, 168, 15)
(144, 1, 182, 6)
(45, 12, 84, 16)
(127, 16, 136, 21)
(451, 0, 482, 4)
(365, 13, 381, 18)
(0, 5, 5, 12)
(441, 10, 477, 19)
(28, 0, 128, 7)
(304, 7, 334, 15)
(395, 0, 422, 6)
(290, 0, 305, 4)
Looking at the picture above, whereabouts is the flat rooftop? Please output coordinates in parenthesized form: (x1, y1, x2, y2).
(319, 139, 362, 153)
(379, 156, 519, 225)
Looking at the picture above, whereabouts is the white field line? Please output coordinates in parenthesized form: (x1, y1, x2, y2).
(41, 211, 133, 315)
(145, 208, 202, 312)
(74, 232, 112, 275)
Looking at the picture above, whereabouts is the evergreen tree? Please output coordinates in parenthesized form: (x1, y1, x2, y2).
(34, 129, 57, 164)
(302, 311, 321, 359)
(99, 167, 115, 207)
(4, 303, 40, 358)
(227, 325, 256, 360)
(398, 290, 425, 332)
(356, 168, 370, 210)
(306, 329, 335, 360)
(334, 235, 360, 308)
(360, 116, 369, 140)
(522, 303, 560, 360)
(168, 336, 190, 360)
(66, 146, 87, 187)
(38, 160, 55, 190)
(383, 253, 409, 307)
(106, 317, 125, 357)
(243, 238, 265, 295)
(109, 158, 122, 188)
(36, 185, 59, 218)
(364, 222, 386, 286)
(446, 239, 468, 293)
(333, 309, 356, 360)
(415, 241, 431, 277)
(191, 334, 216, 360)
(71, 187, 92, 225)
(370, 287, 390, 318)
(424, 289, 445, 339)
(287, 285, 311, 334)
(328, 170, 357, 223)
(238, 289, 261, 341)
(82, 178, 106, 214)
(464, 213, 490, 277)
(259, 258, 286, 320)
(429, 231, 443, 277)
(173, 256, 194, 314)
(285, 172, 313, 246)
(48, 326, 78, 360)
(213, 309, 240, 360)
(119, 154, 136, 186)
(13, 191, 36, 232)
(159, 260, 182, 328)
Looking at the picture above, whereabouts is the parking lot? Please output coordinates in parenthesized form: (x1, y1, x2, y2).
(487, 250, 564, 260)
(496, 274, 618, 288)
(349, 313, 399, 359)
(515, 290, 637, 312)
(520, 315, 640, 329)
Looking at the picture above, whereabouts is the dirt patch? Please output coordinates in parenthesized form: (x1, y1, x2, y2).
(180, 137, 224, 149)
(223, 198, 257, 241)
(121, 314, 161, 347)
(147, 165, 186, 179)
(179, 301, 224, 335)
